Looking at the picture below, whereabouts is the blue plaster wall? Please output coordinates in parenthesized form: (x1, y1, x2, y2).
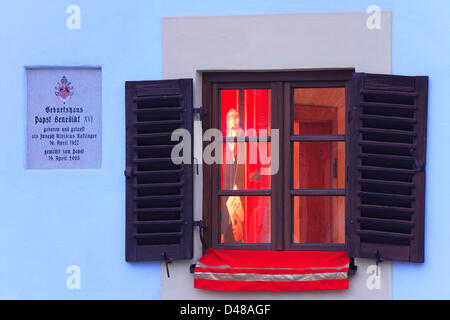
(0, 0, 448, 299)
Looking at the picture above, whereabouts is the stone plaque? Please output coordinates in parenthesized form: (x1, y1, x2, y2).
(27, 68, 101, 169)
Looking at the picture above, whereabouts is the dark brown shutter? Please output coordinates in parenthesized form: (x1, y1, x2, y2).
(347, 73, 428, 263)
(125, 79, 193, 261)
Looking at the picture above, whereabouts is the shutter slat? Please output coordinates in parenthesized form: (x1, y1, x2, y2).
(357, 166, 415, 175)
(363, 74, 416, 92)
(134, 94, 183, 102)
(358, 204, 414, 214)
(360, 89, 417, 97)
(134, 120, 182, 126)
(360, 101, 417, 111)
(133, 157, 174, 163)
(134, 232, 183, 239)
(358, 191, 414, 201)
(359, 153, 414, 161)
(358, 217, 414, 229)
(133, 145, 175, 150)
(360, 114, 416, 123)
(133, 182, 183, 189)
(126, 79, 193, 262)
(348, 73, 428, 263)
(358, 179, 415, 188)
(134, 169, 183, 174)
(358, 141, 416, 149)
(356, 230, 414, 240)
(134, 195, 183, 201)
(134, 107, 183, 113)
(134, 207, 183, 213)
(134, 132, 173, 138)
(133, 220, 185, 226)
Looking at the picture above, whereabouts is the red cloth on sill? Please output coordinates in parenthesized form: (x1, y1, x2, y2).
(194, 249, 349, 291)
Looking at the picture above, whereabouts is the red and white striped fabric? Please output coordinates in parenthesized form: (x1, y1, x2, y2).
(194, 249, 349, 291)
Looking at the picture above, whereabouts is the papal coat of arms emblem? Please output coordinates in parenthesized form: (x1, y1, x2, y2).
(54, 75, 74, 101)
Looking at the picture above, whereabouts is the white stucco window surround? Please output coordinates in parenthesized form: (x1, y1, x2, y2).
(161, 11, 393, 299)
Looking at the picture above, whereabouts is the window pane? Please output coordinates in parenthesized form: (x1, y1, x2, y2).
(220, 196, 271, 244)
(221, 142, 271, 190)
(292, 196, 345, 244)
(293, 88, 345, 135)
(292, 141, 345, 189)
(221, 89, 271, 137)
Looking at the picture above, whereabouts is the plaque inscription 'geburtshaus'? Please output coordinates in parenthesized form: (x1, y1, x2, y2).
(27, 68, 101, 169)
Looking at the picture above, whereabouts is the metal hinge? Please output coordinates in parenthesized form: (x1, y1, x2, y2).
(193, 106, 207, 121)
(124, 167, 133, 178)
(193, 220, 208, 250)
(375, 249, 382, 276)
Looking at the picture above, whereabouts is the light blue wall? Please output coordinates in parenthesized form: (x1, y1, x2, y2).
(0, 0, 448, 299)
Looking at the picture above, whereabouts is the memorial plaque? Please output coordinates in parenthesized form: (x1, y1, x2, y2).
(27, 68, 101, 169)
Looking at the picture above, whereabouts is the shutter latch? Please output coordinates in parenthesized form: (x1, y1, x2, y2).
(193, 106, 207, 121)
(162, 252, 171, 278)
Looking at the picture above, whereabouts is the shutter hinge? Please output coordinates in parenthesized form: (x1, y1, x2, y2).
(348, 258, 358, 276)
(193, 106, 207, 121)
(348, 105, 357, 124)
(124, 167, 133, 178)
(193, 220, 208, 250)
(375, 249, 382, 276)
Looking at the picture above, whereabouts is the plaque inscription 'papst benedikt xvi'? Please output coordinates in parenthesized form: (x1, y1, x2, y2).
(27, 68, 101, 169)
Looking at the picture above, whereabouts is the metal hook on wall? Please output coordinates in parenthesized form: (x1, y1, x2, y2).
(162, 252, 171, 278)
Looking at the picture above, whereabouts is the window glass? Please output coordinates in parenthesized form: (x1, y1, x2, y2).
(293, 88, 345, 135)
(292, 141, 345, 189)
(221, 142, 271, 190)
(221, 89, 271, 137)
(220, 196, 271, 244)
(220, 89, 271, 244)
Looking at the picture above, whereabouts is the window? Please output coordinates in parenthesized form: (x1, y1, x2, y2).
(201, 70, 428, 262)
(202, 70, 352, 251)
(288, 87, 346, 250)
